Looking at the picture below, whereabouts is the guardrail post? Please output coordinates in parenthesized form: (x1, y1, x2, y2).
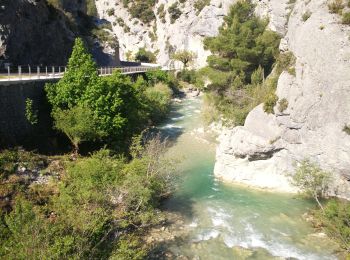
(7, 66, 10, 81)
(37, 66, 40, 79)
(28, 65, 31, 79)
(46, 66, 48, 77)
(18, 66, 22, 80)
(59, 66, 61, 75)
(52, 66, 55, 78)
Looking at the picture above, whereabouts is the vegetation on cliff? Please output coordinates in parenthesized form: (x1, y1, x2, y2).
(201, 0, 281, 125)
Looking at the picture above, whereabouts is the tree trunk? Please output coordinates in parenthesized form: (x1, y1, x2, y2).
(314, 194, 324, 213)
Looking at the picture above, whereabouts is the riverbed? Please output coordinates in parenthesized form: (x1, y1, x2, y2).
(155, 97, 338, 259)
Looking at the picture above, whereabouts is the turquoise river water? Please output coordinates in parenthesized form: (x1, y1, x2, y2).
(157, 97, 338, 259)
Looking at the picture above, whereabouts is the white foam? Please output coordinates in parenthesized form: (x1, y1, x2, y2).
(189, 219, 198, 228)
(160, 124, 183, 129)
(222, 222, 334, 260)
(194, 230, 220, 242)
(171, 116, 185, 121)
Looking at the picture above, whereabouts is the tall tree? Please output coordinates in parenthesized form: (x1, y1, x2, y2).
(172, 50, 196, 68)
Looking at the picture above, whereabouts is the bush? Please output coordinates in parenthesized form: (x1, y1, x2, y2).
(194, 0, 210, 14)
(0, 138, 175, 259)
(316, 199, 350, 252)
(328, 0, 344, 14)
(291, 160, 331, 211)
(302, 11, 312, 22)
(107, 8, 115, 16)
(145, 83, 173, 122)
(342, 12, 350, 24)
(263, 93, 278, 114)
(125, 0, 157, 24)
(343, 124, 350, 135)
(168, 3, 182, 23)
(135, 48, 157, 63)
(278, 98, 289, 113)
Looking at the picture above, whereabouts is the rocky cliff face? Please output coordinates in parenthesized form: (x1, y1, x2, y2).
(94, 0, 291, 68)
(0, 0, 76, 66)
(215, 0, 350, 199)
(95, 0, 233, 68)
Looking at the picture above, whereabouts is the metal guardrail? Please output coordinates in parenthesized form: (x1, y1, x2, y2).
(0, 65, 162, 82)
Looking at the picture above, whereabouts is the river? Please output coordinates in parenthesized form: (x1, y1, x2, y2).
(156, 96, 338, 259)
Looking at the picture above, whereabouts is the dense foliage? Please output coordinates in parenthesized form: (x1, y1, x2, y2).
(201, 0, 281, 125)
(0, 135, 175, 258)
(122, 0, 156, 24)
(135, 48, 157, 63)
(46, 38, 174, 152)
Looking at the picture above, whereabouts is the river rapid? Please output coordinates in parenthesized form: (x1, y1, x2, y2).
(155, 96, 338, 260)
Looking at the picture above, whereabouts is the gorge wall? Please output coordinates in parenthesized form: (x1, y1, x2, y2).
(214, 0, 350, 199)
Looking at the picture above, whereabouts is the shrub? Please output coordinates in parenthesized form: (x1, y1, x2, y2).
(278, 98, 289, 113)
(276, 51, 296, 75)
(302, 11, 312, 22)
(145, 83, 173, 122)
(316, 199, 350, 252)
(126, 0, 157, 24)
(157, 3, 166, 22)
(342, 12, 350, 24)
(291, 160, 331, 211)
(263, 93, 278, 114)
(135, 48, 157, 63)
(107, 8, 115, 16)
(194, 0, 211, 15)
(343, 124, 350, 135)
(169, 3, 182, 23)
(328, 0, 344, 14)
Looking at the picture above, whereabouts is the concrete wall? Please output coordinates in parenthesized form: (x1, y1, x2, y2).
(0, 79, 58, 148)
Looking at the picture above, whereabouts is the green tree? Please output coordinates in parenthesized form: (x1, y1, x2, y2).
(46, 38, 146, 149)
(200, 0, 280, 125)
(134, 48, 157, 63)
(53, 105, 106, 154)
(46, 38, 99, 110)
(172, 50, 197, 68)
(292, 160, 331, 212)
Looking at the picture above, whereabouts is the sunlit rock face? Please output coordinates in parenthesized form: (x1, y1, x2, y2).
(215, 0, 350, 199)
(95, 0, 234, 68)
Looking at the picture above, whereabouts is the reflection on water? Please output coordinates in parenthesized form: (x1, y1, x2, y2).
(156, 97, 337, 260)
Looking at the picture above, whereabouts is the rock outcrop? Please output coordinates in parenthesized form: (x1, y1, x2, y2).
(95, 0, 234, 68)
(214, 0, 350, 199)
(0, 0, 76, 65)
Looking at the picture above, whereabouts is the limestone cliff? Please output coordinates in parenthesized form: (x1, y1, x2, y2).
(214, 0, 350, 199)
(95, 0, 233, 68)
